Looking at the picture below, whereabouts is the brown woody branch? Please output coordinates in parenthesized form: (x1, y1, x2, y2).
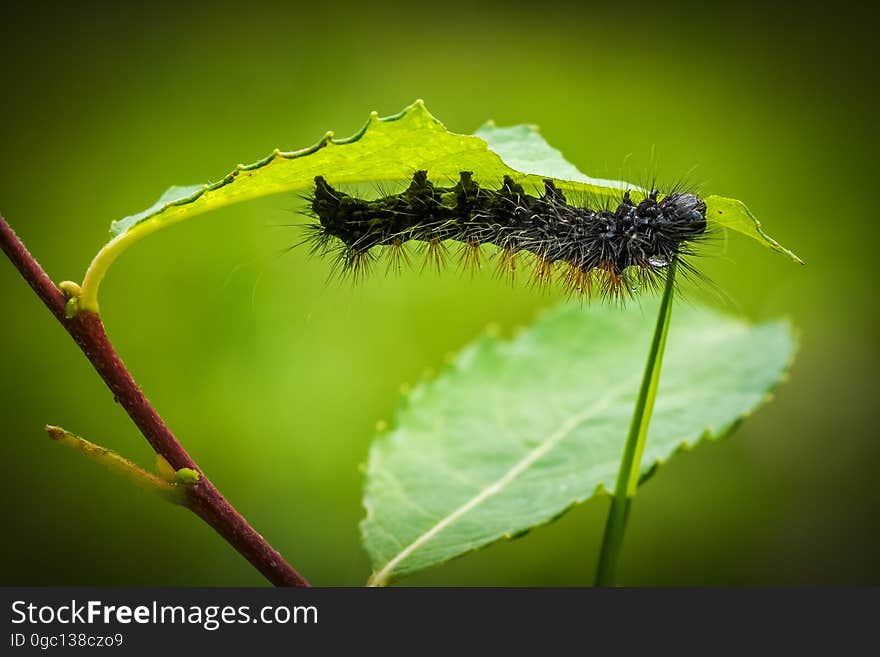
(0, 214, 309, 587)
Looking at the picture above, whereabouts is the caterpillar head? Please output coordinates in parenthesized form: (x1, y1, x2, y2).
(659, 192, 707, 233)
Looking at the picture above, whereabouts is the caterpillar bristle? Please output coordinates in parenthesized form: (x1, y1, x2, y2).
(561, 263, 594, 300)
(530, 256, 556, 291)
(302, 170, 709, 302)
(385, 238, 411, 275)
(335, 247, 374, 284)
(459, 240, 484, 276)
(422, 238, 448, 274)
(600, 264, 631, 304)
(494, 245, 519, 285)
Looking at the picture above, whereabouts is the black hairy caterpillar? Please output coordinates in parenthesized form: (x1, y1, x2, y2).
(304, 170, 708, 300)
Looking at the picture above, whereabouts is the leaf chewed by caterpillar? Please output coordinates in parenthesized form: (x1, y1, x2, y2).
(304, 170, 708, 301)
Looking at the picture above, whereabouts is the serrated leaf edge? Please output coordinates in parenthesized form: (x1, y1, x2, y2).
(108, 99, 439, 238)
(361, 315, 798, 586)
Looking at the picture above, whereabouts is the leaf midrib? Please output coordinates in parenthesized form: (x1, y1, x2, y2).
(366, 376, 638, 586)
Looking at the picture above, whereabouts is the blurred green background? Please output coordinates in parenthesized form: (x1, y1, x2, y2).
(1, 0, 876, 586)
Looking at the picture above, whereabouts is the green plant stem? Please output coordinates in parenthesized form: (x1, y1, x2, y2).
(45, 425, 187, 505)
(594, 259, 678, 586)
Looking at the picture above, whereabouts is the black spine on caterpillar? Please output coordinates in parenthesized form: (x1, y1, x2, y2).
(307, 170, 707, 300)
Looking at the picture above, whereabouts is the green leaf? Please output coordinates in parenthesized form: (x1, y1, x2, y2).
(703, 195, 804, 265)
(473, 122, 631, 188)
(79, 100, 800, 312)
(106, 101, 506, 240)
(361, 301, 796, 585)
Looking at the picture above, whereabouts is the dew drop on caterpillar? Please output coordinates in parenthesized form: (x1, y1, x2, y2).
(301, 170, 709, 302)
